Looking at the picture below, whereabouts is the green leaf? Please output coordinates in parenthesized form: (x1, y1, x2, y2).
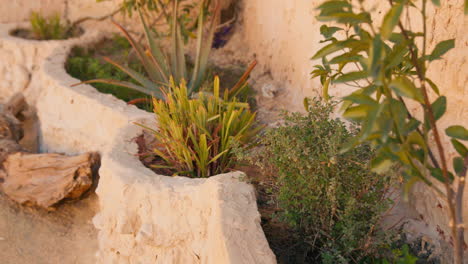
(446, 126, 468, 140)
(385, 42, 408, 70)
(322, 78, 331, 101)
(430, 168, 454, 183)
(333, 71, 368, 83)
(303, 97, 310, 111)
(342, 93, 377, 106)
(431, 96, 446, 121)
(389, 76, 424, 103)
(425, 78, 440, 95)
(112, 21, 161, 83)
(451, 139, 468, 157)
(389, 33, 405, 43)
(76, 79, 162, 98)
(360, 104, 381, 140)
(316, 0, 352, 11)
(431, 0, 440, 6)
(429, 39, 455, 61)
(102, 57, 160, 89)
(370, 156, 394, 174)
(406, 131, 427, 150)
(139, 10, 169, 79)
(342, 105, 369, 122)
(319, 25, 343, 39)
(189, 2, 221, 93)
(311, 39, 359, 60)
(381, 3, 404, 40)
(321, 12, 371, 24)
(465, 0, 468, 15)
(329, 53, 362, 64)
(453, 157, 466, 177)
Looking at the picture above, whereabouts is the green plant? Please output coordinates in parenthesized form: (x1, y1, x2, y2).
(105, 0, 205, 41)
(82, 0, 220, 100)
(142, 76, 259, 178)
(373, 244, 418, 264)
(311, 1, 467, 263)
(30, 12, 67, 40)
(66, 35, 152, 110)
(239, 98, 395, 263)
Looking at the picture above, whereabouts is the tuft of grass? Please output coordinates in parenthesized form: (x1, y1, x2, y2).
(30, 12, 68, 40)
(142, 76, 260, 178)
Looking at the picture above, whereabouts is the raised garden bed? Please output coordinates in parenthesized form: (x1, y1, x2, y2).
(0, 22, 276, 264)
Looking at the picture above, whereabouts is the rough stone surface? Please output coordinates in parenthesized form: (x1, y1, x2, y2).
(0, 21, 276, 263)
(95, 126, 276, 263)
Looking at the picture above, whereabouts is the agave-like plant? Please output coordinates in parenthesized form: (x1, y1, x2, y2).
(139, 76, 261, 178)
(76, 0, 221, 100)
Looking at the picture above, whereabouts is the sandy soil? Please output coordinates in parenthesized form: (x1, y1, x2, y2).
(0, 192, 99, 264)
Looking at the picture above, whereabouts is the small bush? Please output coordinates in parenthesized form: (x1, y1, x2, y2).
(30, 12, 68, 40)
(66, 36, 151, 111)
(239, 98, 396, 263)
(144, 76, 260, 178)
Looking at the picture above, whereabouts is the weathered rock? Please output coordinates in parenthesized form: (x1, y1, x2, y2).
(0, 139, 23, 164)
(2, 152, 100, 209)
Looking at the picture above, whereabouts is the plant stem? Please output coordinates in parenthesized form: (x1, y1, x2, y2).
(396, 96, 440, 168)
(395, 1, 464, 261)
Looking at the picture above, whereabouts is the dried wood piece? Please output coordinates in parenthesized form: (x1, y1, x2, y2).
(2, 152, 100, 209)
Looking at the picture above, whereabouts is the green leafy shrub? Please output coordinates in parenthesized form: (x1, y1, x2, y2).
(66, 36, 151, 111)
(311, 1, 467, 262)
(240, 98, 395, 263)
(142, 76, 260, 178)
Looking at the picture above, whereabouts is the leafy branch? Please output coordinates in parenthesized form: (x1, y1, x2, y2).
(311, 0, 467, 263)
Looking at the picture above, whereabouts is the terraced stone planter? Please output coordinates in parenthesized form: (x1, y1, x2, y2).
(0, 23, 276, 264)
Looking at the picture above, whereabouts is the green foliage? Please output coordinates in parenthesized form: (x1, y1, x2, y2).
(373, 244, 418, 264)
(311, 1, 467, 261)
(311, 0, 467, 194)
(143, 76, 259, 178)
(83, 0, 220, 101)
(29, 12, 67, 40)
(98, 0, 209, 42)
(66, 36, 151, 111)
(240, 98, 395, 263)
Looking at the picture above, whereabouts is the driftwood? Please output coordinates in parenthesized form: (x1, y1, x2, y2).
(2, 152, 99, 208)
(0, 93, 100, 209)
